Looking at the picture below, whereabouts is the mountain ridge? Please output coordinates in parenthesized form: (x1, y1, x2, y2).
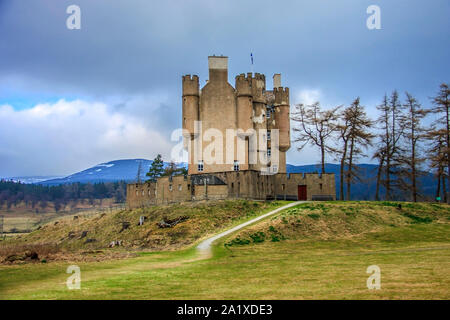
(3, 159, 439, 201)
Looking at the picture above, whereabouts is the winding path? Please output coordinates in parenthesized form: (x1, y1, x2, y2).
(196, 201, 303, 254)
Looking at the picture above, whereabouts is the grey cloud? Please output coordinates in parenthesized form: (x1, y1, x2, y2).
(0, 0, 449, 175)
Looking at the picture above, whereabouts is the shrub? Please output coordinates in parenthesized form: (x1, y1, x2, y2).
(378, 201, 399, 207)
(249, 232, 266, 243)
(225, 237, 250, 247)
(402, 213, 433, 224)
(0, 243, 60, 263)
(307, 213, 320, 220)
(270, 234, 280, 242)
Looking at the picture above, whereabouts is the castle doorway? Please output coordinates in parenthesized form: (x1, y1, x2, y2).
(297, 185, 307, 201)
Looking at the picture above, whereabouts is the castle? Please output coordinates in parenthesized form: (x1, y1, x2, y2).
(127, 56, 335, 207)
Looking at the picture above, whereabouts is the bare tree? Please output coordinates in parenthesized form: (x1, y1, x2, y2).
(373, 148, 386, 201)
(335, 107, 352, 200)
(427, 128, 447, 202)
(291, 102, 340, 173)
(373, 91, 404, 200)
(397, 93, 428, 202)
(344, 98, 374, 200)
(431, 83, 450, 203)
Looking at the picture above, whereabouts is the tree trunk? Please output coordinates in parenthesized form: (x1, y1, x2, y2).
(436, 166, 442, 202)
(386, 153, 391, 200)
(375, 155, 384, 201)
(339, 140, 348, 201)
(346, 138, 355, 201)
(447, 104, 450, 204)
(443, 174, 447, 203)
(321, 142, 326, 174)
(411, 125, 417, 202)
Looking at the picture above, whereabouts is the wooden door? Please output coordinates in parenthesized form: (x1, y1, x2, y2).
(297, 185, 307, 201)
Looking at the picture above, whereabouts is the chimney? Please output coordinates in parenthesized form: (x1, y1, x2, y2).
(273, 74, 281, 88)
(208, 56, 228, 82)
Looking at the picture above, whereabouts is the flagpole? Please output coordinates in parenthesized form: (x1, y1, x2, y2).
(250, 53, 254, 75)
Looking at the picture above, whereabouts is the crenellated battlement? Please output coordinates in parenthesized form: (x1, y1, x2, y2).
(182, 74, 199, 81)
(253, 73, 266, 82)
(182, 74, 200, 96)
(235, 74, 252, 96)
(273, 87, 289, 105)
(251, 73, 266, 103)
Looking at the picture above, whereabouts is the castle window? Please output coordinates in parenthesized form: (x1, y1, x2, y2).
(320, 183, 323, 190)
(266, 109, 271, 118)
(187, 184, 191, 190)
(267, 131, 271, 141)
(169, 184, 173, 191)
(231, 182, 234, 190)
(267, 148, 271, 158)
(178, 184, 182, 191)
(198, 160, 204, 172)
(233, 160, 240, 171)
(282, 184, 285, 191)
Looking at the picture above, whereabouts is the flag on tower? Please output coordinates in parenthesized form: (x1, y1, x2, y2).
(251, 53, 254, 65)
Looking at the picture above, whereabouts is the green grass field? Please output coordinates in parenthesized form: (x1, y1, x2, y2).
(0, 201, 449, 299)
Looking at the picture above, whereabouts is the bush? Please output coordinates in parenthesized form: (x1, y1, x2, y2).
(271, 234, 280, 242)
(402, 213, 433, 224)
(249, 232, 266, 243)
(0, 243, 59, 263)
(225, 237, 250, 247)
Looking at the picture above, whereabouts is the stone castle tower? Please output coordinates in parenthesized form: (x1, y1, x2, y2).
(126, 56, 336, 207)
(182, 56, 291, 175)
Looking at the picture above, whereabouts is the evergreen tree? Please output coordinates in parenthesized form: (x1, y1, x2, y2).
(146, 154, 165, 182)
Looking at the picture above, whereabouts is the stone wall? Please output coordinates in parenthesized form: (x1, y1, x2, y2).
(274, 173, 336, 201)
(126, 172, 336, 208)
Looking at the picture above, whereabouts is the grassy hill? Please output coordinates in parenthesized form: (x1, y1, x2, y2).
(225, 201, 450, 244)
(0, 200, 449, 299)
(0, 200, 285, 262)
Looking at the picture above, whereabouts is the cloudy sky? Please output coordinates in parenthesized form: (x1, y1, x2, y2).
(0, 0, 449, 176)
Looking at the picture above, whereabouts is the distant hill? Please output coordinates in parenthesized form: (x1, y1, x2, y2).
(4, 176, 63, 184)
(38, 159, 155, 185)
(14, 159, 438, 200)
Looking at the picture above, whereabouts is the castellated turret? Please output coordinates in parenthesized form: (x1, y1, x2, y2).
(182, 74, 199, 150)
(273, 86, 290, 152)
(182, 56, 291, 175)
(235, 74, 253, 134)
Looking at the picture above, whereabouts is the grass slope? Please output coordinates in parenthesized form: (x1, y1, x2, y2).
(0, 200, 286, 261)
(0, 201, 449, 299)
